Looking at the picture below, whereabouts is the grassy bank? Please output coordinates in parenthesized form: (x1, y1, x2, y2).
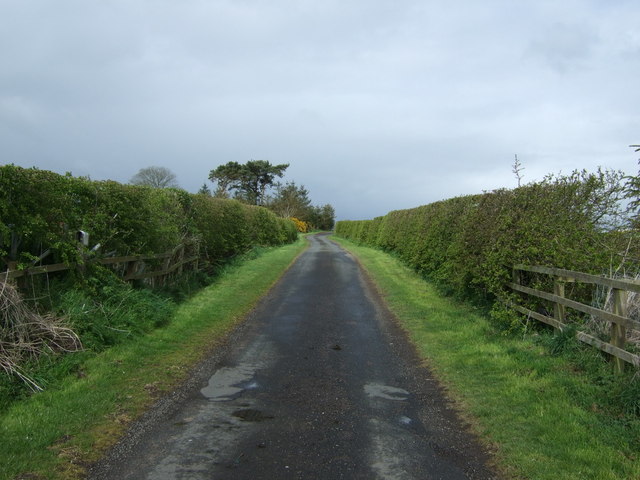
(333, 236, 640, 480)
(0, 237, 307, 480)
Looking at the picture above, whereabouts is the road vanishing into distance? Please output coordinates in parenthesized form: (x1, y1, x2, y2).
(90, 234, 497, 480)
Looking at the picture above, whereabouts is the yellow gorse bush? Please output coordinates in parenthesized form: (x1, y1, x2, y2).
(290, 217, 309, 233)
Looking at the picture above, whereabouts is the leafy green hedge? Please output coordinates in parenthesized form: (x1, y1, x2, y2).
(0, 165, 297, 269)
(335, 169, 629, 321)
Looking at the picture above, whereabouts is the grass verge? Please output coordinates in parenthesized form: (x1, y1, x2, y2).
(0, 237, 307, 480)
(333, 236, 640, 480)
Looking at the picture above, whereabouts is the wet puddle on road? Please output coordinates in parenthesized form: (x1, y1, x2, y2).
(200, 363, 258, 401)
(364, 382, 409, 401)
(399, 415, 412, 425)
(232, 408, 274, 422)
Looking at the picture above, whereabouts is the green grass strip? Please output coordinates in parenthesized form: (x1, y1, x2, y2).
(334, 237, 640, 480)
(0, 237, 307, 480)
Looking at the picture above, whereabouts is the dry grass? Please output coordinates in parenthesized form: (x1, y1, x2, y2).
(0, 280, 81, 390)
(590, 278, 640, 347)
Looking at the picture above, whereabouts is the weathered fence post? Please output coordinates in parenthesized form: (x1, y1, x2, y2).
(553, 277, 566, 327)
(125, 259, 138, 281)
(176, 245, 185, 276)
(611, 288, 628, 374)
(6, 261, 19, 288)
(512, 267, 520, 287)
(7, 260, 27, 290)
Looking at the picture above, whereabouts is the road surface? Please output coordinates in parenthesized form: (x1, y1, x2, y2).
(90, 234, 497, 480)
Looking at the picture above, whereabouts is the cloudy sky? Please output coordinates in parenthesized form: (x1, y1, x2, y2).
(1, 1, 639, 220)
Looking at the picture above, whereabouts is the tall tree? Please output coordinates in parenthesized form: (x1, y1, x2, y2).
(318, 204, 336, 230)
(197, 183, 211, 195)
(208, 161, 244, 199)
(307, 204, 336, 231)
(267, 181, 312, 218)
(208, 160, 288, 205)
(625, 144, 640, 224)
(130, 166, 179, 188)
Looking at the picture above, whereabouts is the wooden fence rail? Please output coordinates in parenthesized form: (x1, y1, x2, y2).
(509, 264, 640, 373)
(1, 243, 199, 287)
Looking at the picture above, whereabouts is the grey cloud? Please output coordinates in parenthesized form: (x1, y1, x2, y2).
(1, 1, 639, 221)
(525, 22, 600, 73)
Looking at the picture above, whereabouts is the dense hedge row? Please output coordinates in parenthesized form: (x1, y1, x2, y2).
(0, 165, 298, 269)
(335, 169, 630, 316)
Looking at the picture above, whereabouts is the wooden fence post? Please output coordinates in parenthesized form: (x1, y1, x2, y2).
(6, 261, 19, 288)
(125, 260, 138, 281)
(611, 288, 627, 374)
(554, 277, 566, 327)
(8, 260, 27, 290)
(512, 267, 520, 286)
(176, 245, 185, 276)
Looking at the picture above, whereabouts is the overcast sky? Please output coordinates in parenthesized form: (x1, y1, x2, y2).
(1, 1, 639, 220)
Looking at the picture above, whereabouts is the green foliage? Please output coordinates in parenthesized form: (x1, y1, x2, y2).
(245, 205, 298, 246)
(336, 169, 629, 321)
(197, 182, 212, 195)
(79, 181, 185, 255)
(0, 166, 187, 264)
(306, 204, 336, 231)
(614, 376, 640, 416)
(189, 195, 296, 265)
(0, 166, 84, 266)
(265, 181, 336, 230)
(488, 301, 527, 333)
(0, 165, 297, 271)
(267, 181, 312, 219)
(547, 324, 580, 355)
(55, 269, 175, 351)
(624, 146, 640, 225)
(208, 160, 289, 205)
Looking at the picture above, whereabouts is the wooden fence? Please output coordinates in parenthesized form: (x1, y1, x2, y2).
(509, 264, 640, 373)
(1, 243, 199, 288)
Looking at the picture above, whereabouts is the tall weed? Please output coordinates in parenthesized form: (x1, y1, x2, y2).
(55, 269, 175, 351)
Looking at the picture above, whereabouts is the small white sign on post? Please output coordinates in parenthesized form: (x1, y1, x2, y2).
(77, 230, 89, 247)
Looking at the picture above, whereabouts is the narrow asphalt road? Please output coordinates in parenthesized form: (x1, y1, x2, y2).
(90, 234, 497, 480)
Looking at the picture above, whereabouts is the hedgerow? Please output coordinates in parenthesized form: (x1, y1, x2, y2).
(0, 165, 297, 269)
(335, 169, 631, 323)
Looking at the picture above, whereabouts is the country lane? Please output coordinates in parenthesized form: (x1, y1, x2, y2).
(89, 233, 497, 480)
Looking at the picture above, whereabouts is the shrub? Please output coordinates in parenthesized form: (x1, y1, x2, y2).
(290, 217, 309, 233)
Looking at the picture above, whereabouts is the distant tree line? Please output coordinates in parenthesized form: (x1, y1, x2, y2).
(205, 160, 335, 231)
(130, 161, 335, 231)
